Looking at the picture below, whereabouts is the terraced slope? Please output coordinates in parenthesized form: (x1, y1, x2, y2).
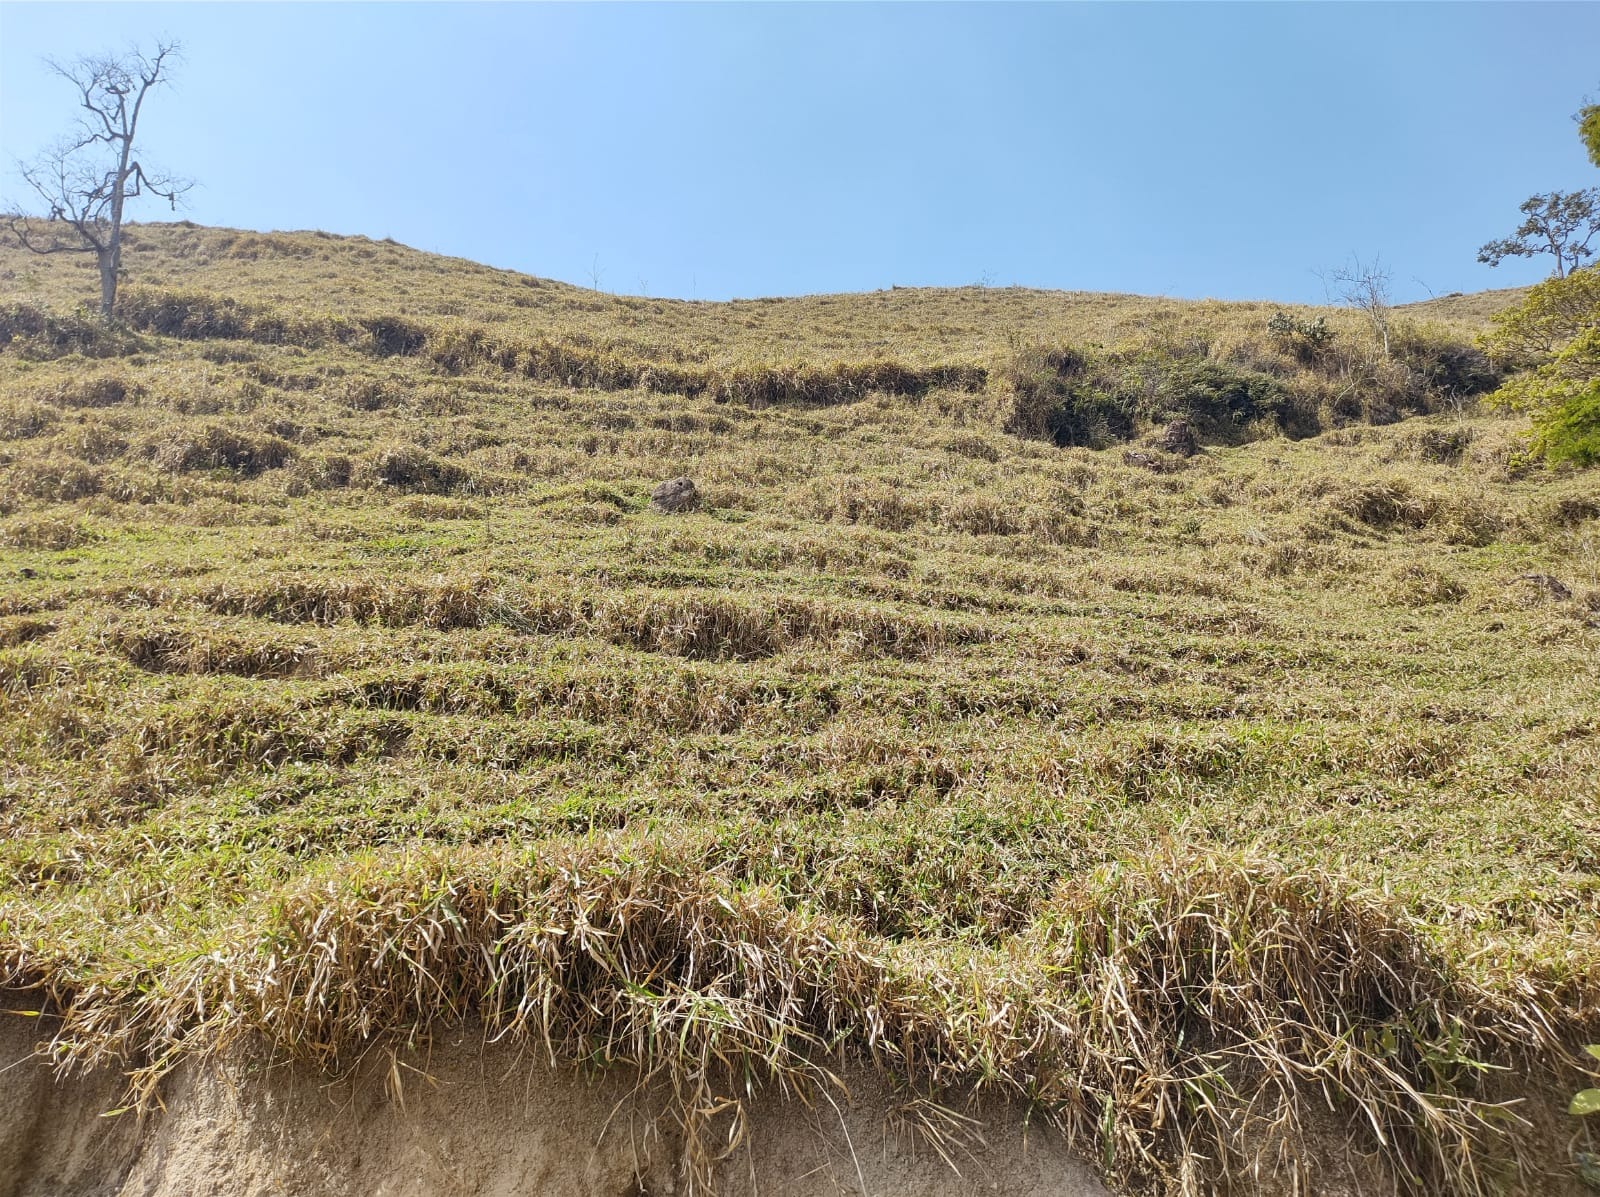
(0, 225, 1595, 1196)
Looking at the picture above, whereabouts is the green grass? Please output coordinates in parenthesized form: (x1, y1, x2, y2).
(0, 223, 1596, 1195)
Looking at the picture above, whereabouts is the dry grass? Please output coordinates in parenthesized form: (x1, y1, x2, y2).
(17, 839, 1581, 1195)
(1, 222, 1597, 1195)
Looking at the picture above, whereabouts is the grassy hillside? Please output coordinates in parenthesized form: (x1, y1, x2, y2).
(0, 220, 1518, 364)
(1, 224, 1596, 1195)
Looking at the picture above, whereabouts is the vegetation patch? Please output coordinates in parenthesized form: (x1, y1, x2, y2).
(104, 615, 325, 678)
(191, 576, 985, 661)
(13, 839, 1573, 1197)
(148, 424, 296, 476)
(0, 223, 1595, 1196)
(1004, 319, 1496, 451)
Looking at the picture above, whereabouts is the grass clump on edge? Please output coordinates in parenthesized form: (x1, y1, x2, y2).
(0, 832, 1574, 1197)
(7, 835, 1572, 1197)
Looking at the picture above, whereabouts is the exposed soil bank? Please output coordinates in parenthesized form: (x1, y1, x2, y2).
(0, 1016, 1110, 1197)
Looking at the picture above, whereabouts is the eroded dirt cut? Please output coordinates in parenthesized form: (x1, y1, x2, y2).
(0, 1017, 1109, 1197)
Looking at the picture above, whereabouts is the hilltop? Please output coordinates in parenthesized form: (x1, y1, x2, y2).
(0, 220, 1525, 359)
(0, 224, 1595, 1196)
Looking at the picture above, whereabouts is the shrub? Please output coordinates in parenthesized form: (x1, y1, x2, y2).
(1481, 267, 1600, 361)
(1003, 345, 1133, 449)
(1391, 323, 1499, 406)
(115, 288, 357, 347)
(116, 289, 255, 339)
(1481, 269, 1600, 468)
(363, 315, 429, 357)
(1267, 310, 1335, 365)
(1002, 346, 1072, 440)
(1532, 378, 1600, 467)
(1500, 324, 1600, 412)
(713, 358, 983, 408)
(1046, 387, 1136, 448)
(1154, 359, 1289, 439)
(1006, 344, 1293, 449)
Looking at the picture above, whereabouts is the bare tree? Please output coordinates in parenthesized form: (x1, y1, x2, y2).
(1477, 190, 1600, 279)
(5, 41, 192, 320)
(1322, 254, 1394, 358)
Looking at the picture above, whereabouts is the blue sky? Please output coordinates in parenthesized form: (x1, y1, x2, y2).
(2, 3, 1597, 304)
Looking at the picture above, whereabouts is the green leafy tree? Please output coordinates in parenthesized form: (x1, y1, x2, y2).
(1474, 93, 1600, 466)
(1480, 95, 1600, 280)
(1530, 378, 1600, 466)
(1580, 102, 1600, 169)
(1483, 267, 1600, 465)
(1483, 265, 1600, 360)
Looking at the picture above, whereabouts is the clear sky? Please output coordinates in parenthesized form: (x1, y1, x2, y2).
(2, 3, 1597, 304)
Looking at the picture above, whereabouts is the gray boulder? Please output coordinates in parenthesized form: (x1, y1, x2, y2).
(1156, 419, 1200, 457)
(649, 477, 700, 514)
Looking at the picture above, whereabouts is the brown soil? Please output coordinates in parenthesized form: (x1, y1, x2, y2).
(0, 1015, 1110, 1197)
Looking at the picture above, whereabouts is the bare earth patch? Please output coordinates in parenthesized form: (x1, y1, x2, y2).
(1, 1016, 1110, 1197)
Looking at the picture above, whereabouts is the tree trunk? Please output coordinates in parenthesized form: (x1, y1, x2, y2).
(97, 248, 117, 321)
(101, 149, 129, 322)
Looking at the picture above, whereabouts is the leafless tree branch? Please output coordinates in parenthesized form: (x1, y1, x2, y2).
(4, 39, 191, 318)
(1319, 254, 1394, 359)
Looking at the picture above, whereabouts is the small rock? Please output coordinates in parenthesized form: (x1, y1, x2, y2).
(1156, 419, 1200, 457)
(1121, 449, 1180, 474)
(649, 476, 700, 514)
(1518, 573, 1571, 600)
